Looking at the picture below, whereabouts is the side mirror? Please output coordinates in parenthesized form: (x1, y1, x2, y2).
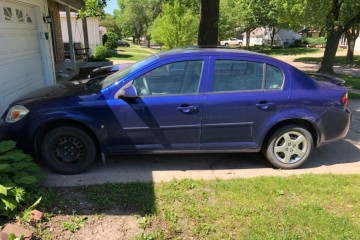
(121, 85, 138, 98)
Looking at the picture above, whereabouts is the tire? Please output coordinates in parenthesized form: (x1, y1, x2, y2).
(264, 125, 313, 169)
(225, 43, 229, 47)
(41, 126, 96, 174)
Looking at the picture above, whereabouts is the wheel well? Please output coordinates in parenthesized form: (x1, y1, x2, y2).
(262, 119, 318, 149)
(34, 119, 101, 157)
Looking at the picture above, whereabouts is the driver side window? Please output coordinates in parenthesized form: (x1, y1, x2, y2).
(133, 60, 203, 96)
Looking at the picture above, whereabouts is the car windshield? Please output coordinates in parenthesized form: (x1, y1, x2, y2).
(100, 55, 158, 89)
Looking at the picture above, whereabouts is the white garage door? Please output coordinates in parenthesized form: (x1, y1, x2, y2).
(0, 1, 45, 115)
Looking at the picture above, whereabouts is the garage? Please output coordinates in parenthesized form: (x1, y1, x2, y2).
(0, 0, 51, 115)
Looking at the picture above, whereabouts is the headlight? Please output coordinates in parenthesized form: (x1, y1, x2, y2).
(5, 105, 29, 123)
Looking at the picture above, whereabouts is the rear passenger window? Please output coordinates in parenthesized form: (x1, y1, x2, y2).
(213, 60, 263, 92)
(265, 65, 284, 89)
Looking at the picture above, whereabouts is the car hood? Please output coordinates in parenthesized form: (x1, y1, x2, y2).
(12, 82, 90, 106)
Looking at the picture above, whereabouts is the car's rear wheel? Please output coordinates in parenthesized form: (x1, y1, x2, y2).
(225, 43, 229, 47)
(41, 126, 96, 174)
(264, 125, 313, 169)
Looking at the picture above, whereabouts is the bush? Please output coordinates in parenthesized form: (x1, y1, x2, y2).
(0, 140, 44, 217)
(104, 31, 118, 50)
(304, 37, 327, 47)
(94, 45, 110, 60)
(291, 39, 302, 47)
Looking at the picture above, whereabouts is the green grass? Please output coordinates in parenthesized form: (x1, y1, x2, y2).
(349, 92, 360, 99)
(142, 175, 360, 239)
(249, 46, 322, 56)
(295, 55, 360, 65)
(334, 73, 360, 89)
(106, 43, 160, 61)
(29, 175, 360, 239)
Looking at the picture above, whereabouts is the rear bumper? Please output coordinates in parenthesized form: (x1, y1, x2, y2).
(317, 106, 351, 146)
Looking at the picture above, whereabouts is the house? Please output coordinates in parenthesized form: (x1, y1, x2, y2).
(243, 27, 301, 47)
(60, 11, 104, 52)
(0, 0, 94, 115)
(302, 28, 360, 51)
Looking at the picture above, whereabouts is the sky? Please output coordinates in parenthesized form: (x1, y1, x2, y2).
(104, 0, 118, 14)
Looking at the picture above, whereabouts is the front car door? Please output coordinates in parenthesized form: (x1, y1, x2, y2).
(106, 58, 208, 152)
(201, 56, 290, 150)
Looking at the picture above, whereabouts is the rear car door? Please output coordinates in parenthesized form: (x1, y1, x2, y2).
(201, 57, 290, 150)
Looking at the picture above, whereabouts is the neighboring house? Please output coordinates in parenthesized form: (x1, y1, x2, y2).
(302, 28, 360, 51)
(338, 34, 360, 51)
(60, 11, 103, 51)
(0, 0, 92, 115)
(243, 27, 301, 47)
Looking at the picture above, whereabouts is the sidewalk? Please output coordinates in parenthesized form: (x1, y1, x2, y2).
(273, 50, 360, 77)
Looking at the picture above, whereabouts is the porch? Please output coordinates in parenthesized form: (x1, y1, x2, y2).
(55, 60, 113, 83)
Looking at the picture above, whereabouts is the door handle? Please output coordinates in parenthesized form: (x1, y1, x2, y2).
(177, 105, 198, 114)
(256, 102, 276, 111)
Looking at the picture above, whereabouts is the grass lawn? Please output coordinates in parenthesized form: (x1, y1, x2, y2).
(26, 174, 360, 239)
(248, 46, 322, 56)
(106, 43, 160, 61)
(335, 73, 360, 89)
(294, 55, 360, 65)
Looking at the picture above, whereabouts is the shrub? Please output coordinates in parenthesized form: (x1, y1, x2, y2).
(93, 45, 110, 60)
(291, 39, 302, 47)
(104, 31, 118, 50)
(0, 140, 44, 217)
(304, 37, 327, 47)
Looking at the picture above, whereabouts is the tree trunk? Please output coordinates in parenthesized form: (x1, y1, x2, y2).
(345, 28, 359, 64)
(147, 35, 151, 48)
(318, 29, 343, 73)
(270, 27, 280, 47)
(198, 0, 219, 46)
(246, 29, 251, 50)
(318, 0, 343, 74)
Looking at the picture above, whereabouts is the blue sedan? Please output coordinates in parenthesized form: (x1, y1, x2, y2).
(0, 48, 351, 174)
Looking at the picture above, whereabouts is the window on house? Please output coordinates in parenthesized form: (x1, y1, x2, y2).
(15, 9, 24, 23)
(3, 7, 13, 22)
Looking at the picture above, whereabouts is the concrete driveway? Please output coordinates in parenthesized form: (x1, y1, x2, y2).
(43, 100, 360, 187)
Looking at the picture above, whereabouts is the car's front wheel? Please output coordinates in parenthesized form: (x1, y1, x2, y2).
(264, 125, 313, 169)
(41, 126, 97, 174)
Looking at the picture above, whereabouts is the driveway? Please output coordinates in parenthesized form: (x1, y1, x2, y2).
(43, 100, 360, 187)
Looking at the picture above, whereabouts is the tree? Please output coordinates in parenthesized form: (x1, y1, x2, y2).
(78, 0, 107, 18)
(151, 0, 198, 49)
(345, 27, 360, 64)
(282, 0, 360, 73)
(100, 14, 122, 38)
(198, 0, 220, 45)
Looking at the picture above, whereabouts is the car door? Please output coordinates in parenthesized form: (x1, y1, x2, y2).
(106, 58, 208, 152)
(201, 57, 290, 150)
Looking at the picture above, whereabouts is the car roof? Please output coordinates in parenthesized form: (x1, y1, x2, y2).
(154, 46, 274, 61)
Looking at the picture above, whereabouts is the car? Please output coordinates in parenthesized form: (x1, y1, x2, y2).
(0, 47, 351, 174)
(88, 64, 130, 78)
(117, 40, 130, 47)
(220, 38, 243, 47)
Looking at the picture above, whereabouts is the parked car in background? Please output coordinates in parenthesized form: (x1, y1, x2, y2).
(0, 47, 350, 174)
(117, 40, 130, 47)
(220, 38, 243, 47)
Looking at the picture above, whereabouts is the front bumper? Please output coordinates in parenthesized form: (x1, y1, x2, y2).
(0, 120, 9, 141)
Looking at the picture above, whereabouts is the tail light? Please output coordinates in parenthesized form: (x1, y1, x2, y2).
(341, 93, 348, 107)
